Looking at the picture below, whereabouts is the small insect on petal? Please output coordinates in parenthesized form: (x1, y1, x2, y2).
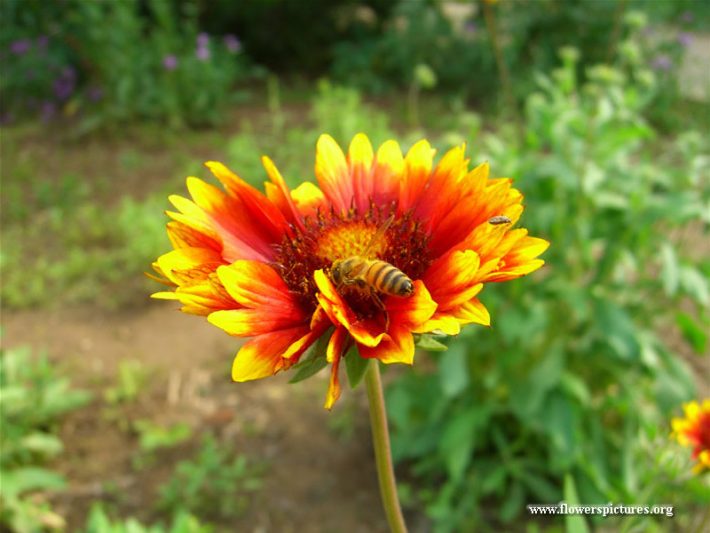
(488, 215, 512, 225)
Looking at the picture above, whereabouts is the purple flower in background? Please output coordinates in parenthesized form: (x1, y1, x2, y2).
(651, 54, 672, 72)
(41, 101, 56, 122)
(680, 11, 693, 24)
(464, 21, 477, 35)
(10, 39, 31, 55)
(196, 46, 211, 61)
(53, 67, 76, 100)
(197, 32, 210, 48)
(163, 54, 179, 70)
(677, 32, 693, 47)
(224, 34, 242, 53)
(54, 79, 74, 100)
(37, 35, 49, 51)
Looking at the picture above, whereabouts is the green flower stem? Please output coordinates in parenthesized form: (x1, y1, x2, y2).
(365, 359, 408, 533)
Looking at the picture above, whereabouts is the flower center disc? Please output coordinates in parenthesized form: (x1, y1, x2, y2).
(276, 206, 431, 314)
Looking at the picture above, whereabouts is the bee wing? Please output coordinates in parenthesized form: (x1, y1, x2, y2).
(363, 214, 394, 257)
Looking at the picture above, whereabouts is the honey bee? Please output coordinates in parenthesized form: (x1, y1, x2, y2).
(330, 216, 414, 325)
(488, 215, 512, 225)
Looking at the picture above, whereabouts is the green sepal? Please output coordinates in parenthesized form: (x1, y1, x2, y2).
(288, 329, 331, 383)
(344, 346, 369, 389)
(414, 333, 449, 352)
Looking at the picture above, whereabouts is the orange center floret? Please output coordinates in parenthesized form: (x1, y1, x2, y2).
(276, 206, 431, 315)
(316, 222, 386, 261)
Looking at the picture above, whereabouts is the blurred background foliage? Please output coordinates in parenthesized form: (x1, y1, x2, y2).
(1, 0, 709, 532)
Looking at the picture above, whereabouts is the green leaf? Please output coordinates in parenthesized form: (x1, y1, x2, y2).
(679, 266, 710, 307)
(135, 421, 192, 452)
(676, 312, 708, 354)
(480, 464, 507, 495)
(344, 348, 369, 389)
(438, 345, 468, 398)
(288, 357, 328, 384)
(85, 504, 113, 532)
(438, 408, 489, 482)
(540, 391, 578, 466)
(563, 473, 590, 533)
(559, 372, 591, 406)
(510, 344, 564, 419)
(415, 334, 448, 352)
(0, 467, 66, 498)
(20, 432, 64, 457)
(593, 299, 640, 361)
(499, 480, 524, 523)
(517, 470, 560, 502)
(660, 243, 679, 296)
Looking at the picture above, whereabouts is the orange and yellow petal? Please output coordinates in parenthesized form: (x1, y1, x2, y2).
(419, 249, 487, 331)
(187, 176, 282, 262)
(482, 234, 550, 283)
(231, 326, 309, 381)
(166, 220, 221, 251)
(324, 327, 349, 409)
(205, 161, 290, 241)
(398, 139, 435, 213)
(359, 325, 415, 365)
(151, 247, 234, 314)
(262, 155, 307, 231)
(413, 144, 470, 230)
(385, 280, 437, 330)
(291, 181, 326, 219)
(208, 261, 306, 336)
(370, 140, 403, 206)
(315, 134, 352, 213)
(347, 133, 375, 213)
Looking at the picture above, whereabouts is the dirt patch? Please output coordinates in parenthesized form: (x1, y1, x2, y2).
(2, 304, 401, 532)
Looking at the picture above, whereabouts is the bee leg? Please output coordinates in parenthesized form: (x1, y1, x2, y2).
(369, 289, 389, 330)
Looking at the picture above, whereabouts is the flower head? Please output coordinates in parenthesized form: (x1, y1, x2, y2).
(51, 67, 76, 100)
(150, 134, 549, 408)
(224, 34, 242, 53)
(651, 54, 672, 72)
(10, 39, 31, 55)
(197, 32, 210, 48)
(672, 399, 710, 473)
(677, 32, 693, 48)
(163, 54, 179, 71)
(196, 46, 211, 62)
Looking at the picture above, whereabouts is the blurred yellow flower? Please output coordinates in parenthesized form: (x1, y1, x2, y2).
(672, 399, 710, 473)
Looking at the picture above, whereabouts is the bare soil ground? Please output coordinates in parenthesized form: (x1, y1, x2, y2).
(3, 304, 403, 532)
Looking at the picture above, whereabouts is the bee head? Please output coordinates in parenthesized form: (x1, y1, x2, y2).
(401, 279, 414, 296)
(331, 260, 343, 285)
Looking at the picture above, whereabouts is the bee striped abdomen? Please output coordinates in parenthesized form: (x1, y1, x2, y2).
(367, 260, 414, 297)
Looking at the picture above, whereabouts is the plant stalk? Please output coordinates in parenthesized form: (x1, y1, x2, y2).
(365, 360, 408, 533)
